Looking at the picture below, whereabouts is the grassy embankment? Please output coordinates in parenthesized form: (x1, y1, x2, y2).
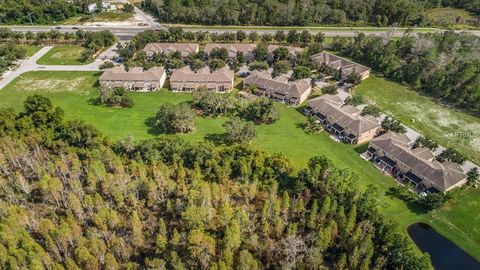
(0, 71, 478, 260)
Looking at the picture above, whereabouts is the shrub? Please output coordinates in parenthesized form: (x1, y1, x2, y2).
(155, 103, 195, 133)
(241, 98, 279, 125)
(98, 87, 134, 108)
(223, 117, 256, 144)
(361, 104, 381, 117)
(321, 84, 338, 95)
(99, 61, 114, 70)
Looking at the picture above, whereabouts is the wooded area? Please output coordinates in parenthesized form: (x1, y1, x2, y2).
(0, 95, 432, 269)
(332, 31, 480, 114)
(142, 0, 479, 26)
(0, 0, 79, 24)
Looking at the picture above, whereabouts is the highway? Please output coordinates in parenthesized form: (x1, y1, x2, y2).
(7, 25, 480, 40)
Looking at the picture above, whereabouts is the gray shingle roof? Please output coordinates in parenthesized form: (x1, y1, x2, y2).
(370, 132, 467, 191)
(308, 95, 380, 135)
(170, 66, 234, 84)
(244, 71, 311, 99)
(310, 51, 370, 76)
(204, 44, 257, 58)
(143, 43, 199, 56)
(99, 66, 165, 82)
(267, 45, 305, 55)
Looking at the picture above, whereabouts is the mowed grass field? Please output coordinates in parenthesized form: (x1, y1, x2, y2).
(357, 75, 480, 165)
(21, 45, 42, 57)
(0, 71, 479, 260)
(36, 46, 92, 65)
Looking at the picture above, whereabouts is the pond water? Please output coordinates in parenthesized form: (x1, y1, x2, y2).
(407, 223, 480, 270)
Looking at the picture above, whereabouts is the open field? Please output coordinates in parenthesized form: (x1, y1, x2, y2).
(356, 75, 480, 166)
(426, 8, 479, 29)
(36, 46, 91, 65)
(0, 71, 479, 260)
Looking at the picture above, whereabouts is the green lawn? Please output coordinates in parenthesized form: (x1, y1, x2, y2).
(0, 71, 479, 260)
(21, 45, 42, 57)
(36, 46, 91, 65)
(356, 75, 480, 166)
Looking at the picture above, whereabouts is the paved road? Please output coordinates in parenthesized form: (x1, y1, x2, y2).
(7, 25, 480, 40)
(0, 46, 106, 90)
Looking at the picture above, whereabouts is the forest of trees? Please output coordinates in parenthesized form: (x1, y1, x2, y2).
(332, 31, 480, 114)
(142, 0, 479, 26)
(0, 94, 433, 269)
(0, 0, 79, 24)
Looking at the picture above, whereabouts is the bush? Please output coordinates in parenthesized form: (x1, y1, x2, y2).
(99, 61, 115, 70)
(209, 58, 226, 71)
(381, 117, 406, 134)
(192, 89, 237, 116)
(436, 147, 467, 164)
(155, 103, 195, 133)
(321, 84, 338, 95)
(467, 168, 479, 185)
(388, 185, 448, 212)
(345, 94, 365, 106)
(98, 87, 134, 108)
(292, 66, 312, 80)
(412, 136, 438, 151)
(223, 117, 256, 144)
(361, 104, 381, 117)
(241, 98, 279, 125)
(248, 61, 269, 71)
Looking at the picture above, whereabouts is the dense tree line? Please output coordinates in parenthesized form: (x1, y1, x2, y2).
(141, 0, 480, 27)
(0, 28, 116, 49)
(142, 0, 431, 26)
(0, 94, 433, 269)
(333, 31, 480, 114)
(0, 0, 79, 24)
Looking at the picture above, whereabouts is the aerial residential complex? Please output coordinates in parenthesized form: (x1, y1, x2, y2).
(99, 66, 167, 91)
(170, 66, 235, 92)
(310, 51, 371, 80)
(305, 95, 380, 144)
(143, 43, 200, 59)
(367, 132, 468, 192)
(243, 71, 312, 106)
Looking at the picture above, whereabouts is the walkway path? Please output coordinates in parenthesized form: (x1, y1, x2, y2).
(0, 46, 108, 90)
